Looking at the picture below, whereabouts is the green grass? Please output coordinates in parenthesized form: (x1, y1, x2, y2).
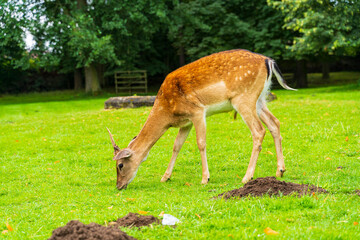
(283, 71, 360, 88)
(1, 74, 360, 239)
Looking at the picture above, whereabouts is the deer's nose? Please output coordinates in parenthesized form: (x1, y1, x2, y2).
(117, 183, 128, 190)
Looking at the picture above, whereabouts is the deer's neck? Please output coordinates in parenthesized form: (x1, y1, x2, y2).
(128, 108, 169, 160)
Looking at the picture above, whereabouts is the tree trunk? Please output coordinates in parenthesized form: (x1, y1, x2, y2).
(74, 68, 83, 90)
(179, 46, 185, 67)
(77, 0, 86, 9)
(295, 60, 308, 88)
(322, 61, 330, 80)
(96, 64, 105, 87)
(85, 64, 101, 93)
(76, 0, 88, 91)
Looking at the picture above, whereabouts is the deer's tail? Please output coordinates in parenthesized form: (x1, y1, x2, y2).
(265, 59, 297, 91)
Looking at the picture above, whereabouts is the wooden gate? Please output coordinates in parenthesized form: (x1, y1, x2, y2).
(114, 70, 148, 94)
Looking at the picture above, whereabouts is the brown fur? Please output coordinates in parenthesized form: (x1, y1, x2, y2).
(109, 49, 288, 190)
(157, 50, 267, 122)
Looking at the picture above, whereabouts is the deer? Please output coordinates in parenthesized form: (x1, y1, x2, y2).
(107, 49, 296, 190)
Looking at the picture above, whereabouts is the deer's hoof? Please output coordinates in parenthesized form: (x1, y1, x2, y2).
(276, 168, 286, 177)
(242, 176, 252, 184)
(160, 175, 171, 182)
(201, 178, 209, 185)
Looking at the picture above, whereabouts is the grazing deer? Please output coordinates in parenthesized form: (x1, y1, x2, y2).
(107, 49, 296, 190)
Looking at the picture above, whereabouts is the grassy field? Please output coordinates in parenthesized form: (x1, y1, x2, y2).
(1, 74, 360, 239)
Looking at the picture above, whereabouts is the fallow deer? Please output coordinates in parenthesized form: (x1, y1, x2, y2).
(107, 49, 296, 190)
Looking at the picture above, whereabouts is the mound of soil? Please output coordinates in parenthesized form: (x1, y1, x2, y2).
(48, 213, 160, 240)
(112, 212, 160, 228)
(48, 220, 136, 240)
(217, 177, 327, 199)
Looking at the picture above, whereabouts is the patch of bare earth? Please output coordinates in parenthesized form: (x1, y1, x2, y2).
(48, 220, 136, 240)
(48, 213, 160, 240)
(217, 177, 327, 199)
(111, 213, 160, 228)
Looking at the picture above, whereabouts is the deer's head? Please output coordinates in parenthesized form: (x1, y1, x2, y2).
(107, 128, 140, 190)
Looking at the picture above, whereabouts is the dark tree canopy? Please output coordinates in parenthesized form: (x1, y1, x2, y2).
(269, 0, 360, 58)
(1, 0, 359, 93)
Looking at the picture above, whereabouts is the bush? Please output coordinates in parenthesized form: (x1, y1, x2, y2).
(0, 63, 70, 94)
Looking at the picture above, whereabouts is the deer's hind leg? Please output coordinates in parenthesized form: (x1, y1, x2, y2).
(258, 103, 286, 177)
(161, 124, 192, 182)
(232, 97, 266, 183)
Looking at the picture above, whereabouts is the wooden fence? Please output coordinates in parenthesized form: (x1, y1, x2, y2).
(114, 70, 148, 94)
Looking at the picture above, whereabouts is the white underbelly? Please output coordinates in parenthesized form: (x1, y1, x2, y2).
(205, 101, 233, 117)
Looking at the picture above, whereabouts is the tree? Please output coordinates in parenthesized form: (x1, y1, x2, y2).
(0, 1, 27, 61)
(91, 0, 170, 75)
(0, 1, 30, 93)
(168, 0, 254, 63)
(25, 0, 172, 92)
(268, 0, 360, 85)
(167, 0, 293, 71)
(26, 0, 121, 93)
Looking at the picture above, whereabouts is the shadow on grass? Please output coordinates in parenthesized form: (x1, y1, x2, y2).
(0, 90, 158, 106)
(280, 71, 360, 90)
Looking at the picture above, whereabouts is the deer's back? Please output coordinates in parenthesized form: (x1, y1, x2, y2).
(155, 49, 269, 118)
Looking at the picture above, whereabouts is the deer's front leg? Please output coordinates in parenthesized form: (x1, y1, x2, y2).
(192, 114, 209, 184)
(161, 124, 192, 182)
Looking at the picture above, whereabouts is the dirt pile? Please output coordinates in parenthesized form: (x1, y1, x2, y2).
(112, 212, 160, 228)
(48, 213, 160, 240)
(48, 220, 136, 240)
(217, 177, 327, 199)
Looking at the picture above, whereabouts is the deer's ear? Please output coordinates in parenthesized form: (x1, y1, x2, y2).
(113, 146, 121, 155)
(115, 148, 133, 160)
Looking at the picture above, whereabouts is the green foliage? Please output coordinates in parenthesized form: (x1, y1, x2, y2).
(22, 0, 173, 86)
(2, 0, 360, 93)
(26, 0, 120, 72)
(67, 13, 119, 68)
(0, 1, 27, 61)
(268, 0, 360, 58)
(168, 0, 290, 61)
(91, 0, 171, 74)
(0, 0, 31, 82)
(0, 1, 57, 93)
(1, 83, 360, 238)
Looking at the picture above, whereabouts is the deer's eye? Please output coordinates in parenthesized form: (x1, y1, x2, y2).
(118, 163, 124, 170)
